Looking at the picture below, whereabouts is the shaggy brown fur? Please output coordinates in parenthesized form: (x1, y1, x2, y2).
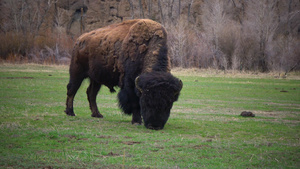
(65, 19, 182, 129)
(72, 19, 170, 86)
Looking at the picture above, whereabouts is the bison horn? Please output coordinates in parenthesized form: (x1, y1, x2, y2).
(175, 80, 183, 96)
(179, 80, 183, 88)
(135, 76, 143, 93)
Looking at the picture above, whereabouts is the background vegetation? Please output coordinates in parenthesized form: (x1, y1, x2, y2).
(1, 1, 299, 168)
(0, 64, 299, 168)
(0, 0, 299, 72)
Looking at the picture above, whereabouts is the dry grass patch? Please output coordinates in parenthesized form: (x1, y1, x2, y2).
(172, 67, 300, 80)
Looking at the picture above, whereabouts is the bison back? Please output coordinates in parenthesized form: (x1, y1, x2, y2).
(70, 19, 169, 88)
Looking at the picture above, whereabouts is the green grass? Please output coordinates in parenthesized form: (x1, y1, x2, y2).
(0, 64, 299, 168)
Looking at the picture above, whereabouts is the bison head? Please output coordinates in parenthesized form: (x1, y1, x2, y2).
(135, 72, 182, 130)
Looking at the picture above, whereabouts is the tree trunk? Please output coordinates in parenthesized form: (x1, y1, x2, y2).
(168, 0, 175, 22)
(188, 0, 194, 23)
(158, 0, 165, 25)
(178, 0, 181, 19)
(148, 0, 151, 18)
(139, 0, 144, 18)
(128, 0, 134, 19)
(259, 30, 268, 72)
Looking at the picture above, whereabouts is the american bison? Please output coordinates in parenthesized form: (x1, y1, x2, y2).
(65, 19, 182, 130)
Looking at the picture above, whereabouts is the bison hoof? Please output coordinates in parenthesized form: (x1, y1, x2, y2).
(92, 113, 104, 118)
(147, 125, 163, 130)
(132, 122, 142, 126)
(65, 109, 75, 116)
(131, 120, 142, 125)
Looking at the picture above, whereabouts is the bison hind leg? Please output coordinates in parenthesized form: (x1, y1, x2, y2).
(65, 79, 84, 116)
(65, 107, 75, 116)
(87, 79, 103, 118)
(65, 62, 88, 117)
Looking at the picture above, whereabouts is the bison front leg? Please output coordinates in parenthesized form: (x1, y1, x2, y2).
(65, 95, 75, 116)
(118, 88, 142, 125)
(87, 79, 103, 118)
(132, 108, 142, 125)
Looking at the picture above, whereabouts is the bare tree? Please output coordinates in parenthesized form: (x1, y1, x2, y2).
(201, 0, 234, 70)
(193, 31, 214, 68)
(157, 0, 165, 25)
(139, 0, 144, 18)
(266, 0, 300, 73)
(0, 0, 55, 57)
(148, 0, 152, 18)
(167, 18, 188, 67)
(188, 0, 194, 23)
(178, 0, 181, 19)
(127, 0, 134, 19)
(168, 0, 175, 22)
(267, 35, 300, 73)
(244, 0, 279, 72)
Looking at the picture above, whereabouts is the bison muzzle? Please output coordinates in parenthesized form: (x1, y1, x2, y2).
(65, 19, 182, 130)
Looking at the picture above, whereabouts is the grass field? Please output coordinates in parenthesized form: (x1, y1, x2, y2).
(0, 64, 299, 168)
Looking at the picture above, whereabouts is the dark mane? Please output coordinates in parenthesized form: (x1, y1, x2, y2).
(152, 45, 170, 72)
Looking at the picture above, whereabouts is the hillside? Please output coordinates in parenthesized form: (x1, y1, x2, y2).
(0, 0, 299, 72)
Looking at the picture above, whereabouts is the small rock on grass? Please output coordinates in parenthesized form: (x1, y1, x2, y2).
(240, 111, 255, 117)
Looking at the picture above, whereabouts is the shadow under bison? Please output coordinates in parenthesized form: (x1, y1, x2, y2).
(65, 19, 182, 130)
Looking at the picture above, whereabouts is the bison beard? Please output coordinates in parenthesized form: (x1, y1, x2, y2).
(134, 72, 182, 130)
(65, 19, 182, 130)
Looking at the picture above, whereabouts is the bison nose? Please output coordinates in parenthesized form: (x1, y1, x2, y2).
(147, 124, 163, 130)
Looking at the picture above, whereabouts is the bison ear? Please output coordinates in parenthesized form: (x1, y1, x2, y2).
(135, 76, 143, 94)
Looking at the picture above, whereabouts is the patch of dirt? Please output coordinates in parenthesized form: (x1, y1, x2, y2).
(250, 111, 300, 126)
(63, 134, 89, 141)
(1, 76, 34, 79)
(264, 102, 300, 107)
(255, 142, 274, 147)
(63, 134, 77, 139)
(256, 110, 300, 118)
(155, 146, 164, 150)
(171, 145, 184, 149)
(123, 136, 133, 139)
(122, 141, 142, 145)
(193, 144, 212, 149)
(96, 135, 113, 139)
(42, 166, 53, 169)
(107, 151, 120, 156)
(172, 143, 213, 150)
